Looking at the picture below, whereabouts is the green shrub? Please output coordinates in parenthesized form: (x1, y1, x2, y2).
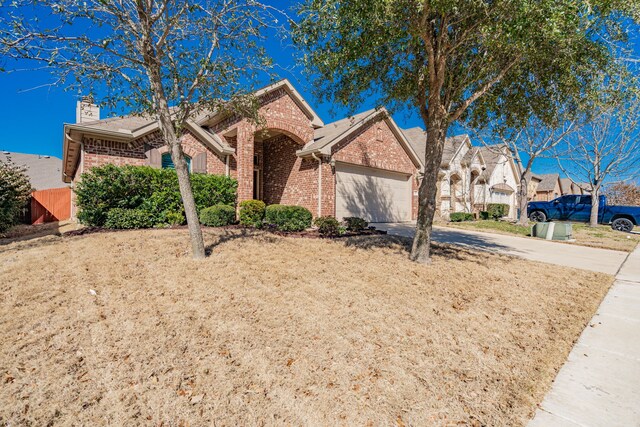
(75, 165, 237, 227)
(0, 160, 32, 233)
(264, 204, 312, 232)
(140, 188, 184, 226)
(190, 173, 237, 212)
(487, 203, 510, 220)
(449, 212, 474, 222)
(343, 216, 368, 232)
(314, 216, 341, 236)
(200, 204, 236, 227)
(239, 199, 266, 227)
(104, 208, 153, 229)
(479, 211, 489, 220)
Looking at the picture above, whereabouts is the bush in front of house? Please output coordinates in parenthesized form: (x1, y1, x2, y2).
(314, 216, 341, 236)
(239, 199, 266, 227)
(200, 204, 236, 227)
(264, 204, 313, 232)
(487, 203, 510, 220)
(0, 160, 32, 233)
(75, 165, 237, 227)
(343, 216, 368, 232)
(479, 211, 489, 220)
(104, 208, 153, 229)
(449, 212, 474, 222)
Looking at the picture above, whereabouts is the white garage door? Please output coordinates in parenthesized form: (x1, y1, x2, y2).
(335, 163, 412, 223)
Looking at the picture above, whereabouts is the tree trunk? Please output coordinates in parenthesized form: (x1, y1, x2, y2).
(589, 187, 600, 227)
(517, 173, 529, 226)
(146, 67, 206, 259)
(410, 113, 447, 264)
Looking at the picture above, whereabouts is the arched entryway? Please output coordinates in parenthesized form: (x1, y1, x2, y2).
(254, 127, 308, 205)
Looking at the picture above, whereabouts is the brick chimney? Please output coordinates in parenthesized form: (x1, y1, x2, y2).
(76, 96, 100, 123)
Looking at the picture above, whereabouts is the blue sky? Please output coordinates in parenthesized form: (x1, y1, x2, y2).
(0, 2, 637, 179)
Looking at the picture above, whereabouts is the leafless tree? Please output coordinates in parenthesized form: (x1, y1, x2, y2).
(556, 99, 640, 227)
(474, 116, 576, 226)
(1, 0, 282, 258)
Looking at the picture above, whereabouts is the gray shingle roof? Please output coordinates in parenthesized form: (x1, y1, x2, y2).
(304, 109, 378, 153)
(537, 173, 560, 192)
(477, 144, 508, 181)
(76, 114, 156, 133)
(0, 152, 67, 190)
(560, 178, 576, 194)
(401, 128, 469, 167)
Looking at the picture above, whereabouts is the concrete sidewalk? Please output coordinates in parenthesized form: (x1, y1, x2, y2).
(372, 222, 628, 275)
(528, 245, 640, 427)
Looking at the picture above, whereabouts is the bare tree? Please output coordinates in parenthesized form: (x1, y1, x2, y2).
(475, 116, 576, 226)
(606, 182, 640, 206)
(556, 99, 640, 227)
(0, 0, 280, 258)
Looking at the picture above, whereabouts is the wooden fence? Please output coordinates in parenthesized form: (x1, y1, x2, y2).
(31, 187, 71, 224)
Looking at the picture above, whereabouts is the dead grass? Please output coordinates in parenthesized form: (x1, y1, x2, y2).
(0, 229, 612, 426)
(442, 220, 640, 252)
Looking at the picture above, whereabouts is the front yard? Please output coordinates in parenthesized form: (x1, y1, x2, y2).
(0, 229, 611, 426)
(444, 220, 640, 252)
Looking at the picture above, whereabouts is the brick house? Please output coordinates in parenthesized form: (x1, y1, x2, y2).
(62, 80, 423, 222)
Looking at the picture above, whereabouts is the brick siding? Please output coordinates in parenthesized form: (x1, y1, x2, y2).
(72, 87, 420, 220)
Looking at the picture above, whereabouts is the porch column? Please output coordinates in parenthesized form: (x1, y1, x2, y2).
(236, 121, 254, 202)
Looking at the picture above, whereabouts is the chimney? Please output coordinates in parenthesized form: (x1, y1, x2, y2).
(76, 96, 100, 123)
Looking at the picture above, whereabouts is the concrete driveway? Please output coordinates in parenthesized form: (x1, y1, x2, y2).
(372, 222, 629, 275)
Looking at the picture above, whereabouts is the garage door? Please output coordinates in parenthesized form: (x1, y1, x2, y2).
(335, 163, 412, 222)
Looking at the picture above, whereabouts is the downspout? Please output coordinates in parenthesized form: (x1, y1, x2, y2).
(311, 152, 322, 217)
(225, 155, 230, 177)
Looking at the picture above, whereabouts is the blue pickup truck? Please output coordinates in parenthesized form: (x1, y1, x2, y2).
(528, 194, 640, 232)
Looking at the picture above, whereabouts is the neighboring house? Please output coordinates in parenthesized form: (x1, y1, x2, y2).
(62, 79, 423, 223)
(0, 151, 71, 224)
(560, 178, 583, 195)
(402, 131, 491, 219)
(525, 172, 543, 201)
(475, 145, 520, 219)
(0, 151, 66, 191)
(536, 173, 562, 201)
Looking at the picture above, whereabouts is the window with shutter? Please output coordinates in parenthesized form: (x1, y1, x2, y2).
(161, 153, 191, 172)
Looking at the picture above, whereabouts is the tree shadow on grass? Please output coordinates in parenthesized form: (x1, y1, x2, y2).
(341, 233, 503, 265)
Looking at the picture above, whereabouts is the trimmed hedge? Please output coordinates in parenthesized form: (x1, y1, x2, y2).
(75, 165, 237, 228)
(200, 204, 236, 227)
(450, 212, 474, 222)
(264, 204, 312, 232)
(487, 203, 510, 220)
(314, 216, 341, 236)
(479, 211, 489, 220)
(104, 208, 153, 229)
(343, 216, 368, 232)
(239, 199, 266, 227)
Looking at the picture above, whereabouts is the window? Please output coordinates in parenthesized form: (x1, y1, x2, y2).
(561, 195, 579, 204)
(161, 153, 191, 172)
(579, 196, 592, 205)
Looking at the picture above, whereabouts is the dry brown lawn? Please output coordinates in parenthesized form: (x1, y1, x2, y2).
(0, 229, 612, 426)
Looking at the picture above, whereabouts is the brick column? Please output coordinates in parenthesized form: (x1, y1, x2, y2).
(236, 121, 255, 202)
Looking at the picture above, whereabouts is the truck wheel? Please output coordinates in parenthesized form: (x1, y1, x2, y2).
(529, 211, 546, 222)
(611, 218, 634, 233)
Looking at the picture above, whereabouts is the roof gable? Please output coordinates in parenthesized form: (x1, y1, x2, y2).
(299, 108, 422, 168)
